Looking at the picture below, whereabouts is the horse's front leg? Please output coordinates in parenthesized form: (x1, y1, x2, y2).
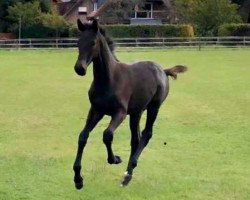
(73, 107, 103, 190)
(103, 111, 126, 164)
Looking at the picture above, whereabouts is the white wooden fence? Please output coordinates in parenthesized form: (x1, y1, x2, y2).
(0, 36, 249, 49)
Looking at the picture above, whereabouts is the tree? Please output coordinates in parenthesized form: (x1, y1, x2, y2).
(231, 0, 246, 6)
(40, 0, 51, 13)
(232, 0, 250, 23)
(6, 1, 70, 37)
(1, 0, 52, 32)
(0, 0, 39, 30)
(0, 0, 16, 31)
(175, 0, 242, 36)
(40, 5, 68, 37)
(7, 1, 42, 32)
(161, 0, 182, 23)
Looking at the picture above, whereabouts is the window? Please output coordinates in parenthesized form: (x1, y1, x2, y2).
(78, 7, 87, 15)
(133, 3, 153, 19)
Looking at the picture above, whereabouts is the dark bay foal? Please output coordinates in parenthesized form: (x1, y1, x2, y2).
(73, 19, 187, 189)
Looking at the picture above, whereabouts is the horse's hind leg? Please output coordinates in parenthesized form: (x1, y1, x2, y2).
(73, 107, 103, 190)
(121, 112, 142, 185)
(103, 110, 126, 164)
(128, 112, 142, 161)
(121, 104, 160, 186)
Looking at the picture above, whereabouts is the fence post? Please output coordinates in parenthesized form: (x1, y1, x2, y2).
(217, 37, 220, 46)
(198, 37, 201, 51)
(243, 36, 246, 47)
(29, 39, 32, 48)
(56, 39, 58, 48)
(18, 39, 21, 50)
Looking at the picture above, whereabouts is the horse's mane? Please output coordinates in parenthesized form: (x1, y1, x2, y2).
(99, 26, 116, 53)
(99, 26, 119, 61)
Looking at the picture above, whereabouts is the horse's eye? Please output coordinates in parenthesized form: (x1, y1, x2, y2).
(90, 41, 95, 46)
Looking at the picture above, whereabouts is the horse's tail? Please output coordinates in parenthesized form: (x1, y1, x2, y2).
(164, 65, 188, 80)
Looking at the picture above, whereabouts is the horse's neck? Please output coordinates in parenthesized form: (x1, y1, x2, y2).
(92, 34, 116, 88)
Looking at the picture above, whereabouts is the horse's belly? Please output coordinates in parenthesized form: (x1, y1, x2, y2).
(89, 95, 122, 115)
(127, 100, 148, 114)
(127, 87, 156, 114)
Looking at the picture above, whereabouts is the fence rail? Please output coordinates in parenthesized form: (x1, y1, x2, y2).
(0, 36, 250, 49)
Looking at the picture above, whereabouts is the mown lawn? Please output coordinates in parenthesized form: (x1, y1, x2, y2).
(0, 48, 249, 200)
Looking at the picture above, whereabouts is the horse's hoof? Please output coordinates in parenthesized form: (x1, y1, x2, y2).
(121, 172, 132, 187)
(108, 155, 122, 164)
(114, 155, 122, 164)
(75, 181, 83, 190)
(74, 176, 83, 190)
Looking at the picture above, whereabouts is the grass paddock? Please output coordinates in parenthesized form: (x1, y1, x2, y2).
(0, 48, 250, 200)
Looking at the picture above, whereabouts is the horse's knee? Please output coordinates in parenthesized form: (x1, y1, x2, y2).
(103, 129, 113, 145)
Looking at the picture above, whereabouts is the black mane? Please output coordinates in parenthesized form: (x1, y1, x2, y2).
(99, 26, 116, 53)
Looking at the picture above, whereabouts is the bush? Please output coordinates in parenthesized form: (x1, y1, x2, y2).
(21, 23, 70, 38)
(70, 24, 194, 38)
(218, 24, 250, 36)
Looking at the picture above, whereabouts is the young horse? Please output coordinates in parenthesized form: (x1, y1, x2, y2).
(73, 19, 187, 189)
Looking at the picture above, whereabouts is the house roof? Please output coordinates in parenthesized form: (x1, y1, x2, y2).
(64, 0, 84, 17)
(96, 0, 164, 6)
(55, 0, 84, 17)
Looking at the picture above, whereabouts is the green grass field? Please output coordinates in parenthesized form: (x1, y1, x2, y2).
(0, 48, 250, 200)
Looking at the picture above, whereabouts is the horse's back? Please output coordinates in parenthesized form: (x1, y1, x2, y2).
(129, 61, 168, 92)
(127, 61, 169, 114)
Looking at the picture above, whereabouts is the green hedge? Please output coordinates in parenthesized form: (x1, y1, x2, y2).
(70, 24, 194, 38)
(20, 23, 70, 38)
(218, 24, 250, 36)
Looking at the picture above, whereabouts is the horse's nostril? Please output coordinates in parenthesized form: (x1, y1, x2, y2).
(74, 64, 86, 76)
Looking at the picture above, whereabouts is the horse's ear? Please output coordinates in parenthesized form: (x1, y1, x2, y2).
(92, 19, 99, 32)
(77, 19, 86, 32)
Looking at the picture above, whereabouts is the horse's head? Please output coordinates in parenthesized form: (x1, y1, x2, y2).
(74, 19, 100, 76)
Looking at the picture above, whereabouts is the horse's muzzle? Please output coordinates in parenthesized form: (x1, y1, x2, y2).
(74, 62, 87, 76)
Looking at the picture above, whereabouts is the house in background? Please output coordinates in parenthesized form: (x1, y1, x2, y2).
(130, 0, 167, 24)
(52, 0, 96, 23)
(52, 0, 167, 24)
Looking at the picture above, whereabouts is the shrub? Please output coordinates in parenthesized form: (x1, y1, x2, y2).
(70, 24, 194, 38)
(218, 24, 250, 36)
(21, 24, 70, 38)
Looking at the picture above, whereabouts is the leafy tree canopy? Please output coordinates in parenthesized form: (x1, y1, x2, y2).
(7, 1, 41, 32)
(4, 0, 69, 37)
(0, 0, 51, 32)
(231, 0, 246, 6)
(175, 0, 242, 36)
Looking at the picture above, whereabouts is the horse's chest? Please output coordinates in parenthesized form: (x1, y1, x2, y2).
(89, 90, 121, 114)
